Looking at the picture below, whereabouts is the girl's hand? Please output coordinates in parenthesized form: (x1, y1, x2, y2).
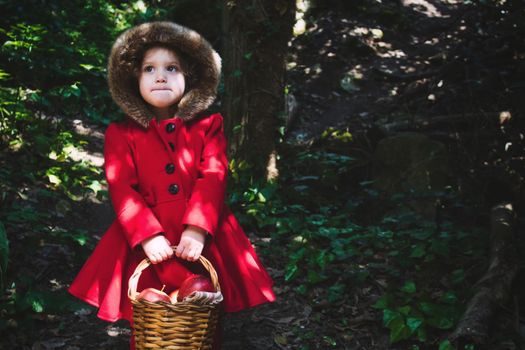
(141, 235, 173, 264)
(176, 226, 207, 262)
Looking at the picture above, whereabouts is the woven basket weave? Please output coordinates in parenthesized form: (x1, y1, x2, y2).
(128, 247, 221, 350)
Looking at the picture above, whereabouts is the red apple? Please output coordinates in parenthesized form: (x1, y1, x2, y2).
(177, 275, 215, 302)
(137, 287, 171, 303)
(169, 289, 179, 304)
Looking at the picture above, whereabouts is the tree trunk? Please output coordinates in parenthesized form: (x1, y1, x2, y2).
(221, 0, 295, 180)
(449, 203, 518, 346)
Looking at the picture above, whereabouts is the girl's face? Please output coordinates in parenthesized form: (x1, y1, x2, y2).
(139, 47, 186, 119)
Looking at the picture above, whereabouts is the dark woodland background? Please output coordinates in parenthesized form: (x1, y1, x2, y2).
(0, 0, 524, 349)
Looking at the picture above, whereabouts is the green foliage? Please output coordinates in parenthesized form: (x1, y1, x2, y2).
(0, 1, 184, 127)
(373, 292, 462, 344)
(0, 277, 88, 332)
(228, 139, 488, 347)
(357, 211, 482, 346)
(0, 0, 163, 336)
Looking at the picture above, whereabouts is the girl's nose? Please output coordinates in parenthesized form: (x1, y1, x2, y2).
(155, 74, 167, 83)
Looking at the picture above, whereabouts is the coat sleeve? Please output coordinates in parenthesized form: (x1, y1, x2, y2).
(104, 123, 164, 249)
(181, 114, 228, 236)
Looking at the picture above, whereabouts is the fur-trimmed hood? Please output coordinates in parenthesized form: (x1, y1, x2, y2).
(108, 21, 221, 128)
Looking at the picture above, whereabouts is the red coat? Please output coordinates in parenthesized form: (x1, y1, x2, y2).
(68, 113, 276, 322)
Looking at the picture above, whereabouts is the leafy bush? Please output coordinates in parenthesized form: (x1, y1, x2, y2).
(228, 138, 488, 348)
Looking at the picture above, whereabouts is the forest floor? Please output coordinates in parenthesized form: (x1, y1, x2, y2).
(2, 1, 523, 349)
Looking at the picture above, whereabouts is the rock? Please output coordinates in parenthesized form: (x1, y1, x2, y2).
(372, 132, 454, 218)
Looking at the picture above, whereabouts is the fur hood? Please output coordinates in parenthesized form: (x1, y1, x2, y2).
(108, 21, 221, 128)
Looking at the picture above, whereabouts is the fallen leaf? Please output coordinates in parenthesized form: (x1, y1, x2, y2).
(274, 334, 288, 346)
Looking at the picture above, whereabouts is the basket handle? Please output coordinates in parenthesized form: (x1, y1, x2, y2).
(128, 245, 221, 301)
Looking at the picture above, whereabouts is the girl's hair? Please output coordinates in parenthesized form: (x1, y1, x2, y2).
(132, 43, 197, 90)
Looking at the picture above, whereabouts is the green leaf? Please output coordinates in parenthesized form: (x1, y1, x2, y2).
(257, 192, 266, 203)
(372, 295, 390, 310)
(295, 284, 307, 295)
(0, 69, 10, 80)
(440, 291, 458, 304)
(409, 243, 426, 258)
(47, 174, 62, 185)
(6, 207, 40, 223)
(284, 263, 298, 281)
(88, 180, 103, 195)
(419, 302, 457, 330)
(397, 305, 411, 316)
(418, 302, 434, 315)
(328, 283, 345, 302)
(315, 250, 328, 268)
(388, 250, 400, 257)
(417, 326, 427, 342)
(232, 124, 242, 134)
(411, 229, 433, 240)
(79, 63, 95, 70)
(401, 281, 416, 294)
(383, 309, 399, 326)
(23, 289, 84, 314)
(406, 317, 423, 333)
(290, 247, 306, 262)
(428, 315, 455, 330)
(438, 339, 456, 350)
(384, 312, 410, 343)
(232, 69, 242, 78)
(32, 299, 44, 313)
(322, 336, 337, 346)
(451, 269, 465, 284)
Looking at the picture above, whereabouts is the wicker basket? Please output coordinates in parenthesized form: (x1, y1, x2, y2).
(128, 247, 221, 350)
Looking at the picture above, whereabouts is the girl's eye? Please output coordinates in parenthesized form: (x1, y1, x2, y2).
(167, 65, 178, 72)
(143, 66, 154, 73)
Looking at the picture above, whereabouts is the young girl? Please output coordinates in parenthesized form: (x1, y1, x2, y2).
(68, 21, 276, 349)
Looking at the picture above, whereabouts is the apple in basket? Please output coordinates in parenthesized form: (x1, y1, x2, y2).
(169, 289, 179, 304)
(177, 275, 215, 302)
(137, 286, 171, 303)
